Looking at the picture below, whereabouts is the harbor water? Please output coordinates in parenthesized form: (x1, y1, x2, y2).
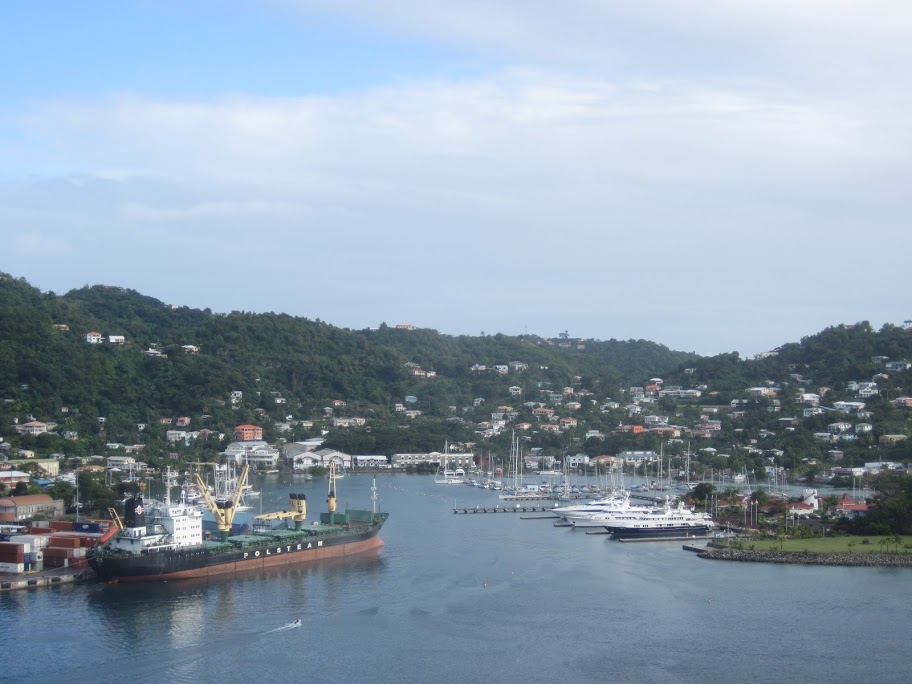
(2, 473, 911, 683)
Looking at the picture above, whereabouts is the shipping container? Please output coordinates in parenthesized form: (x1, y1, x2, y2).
(11, 534, 49, 549)
(72, 521, 101, 534)
(43, 547, 74, 558)
(47, 536, 81, 549)
(0, 562, 25, 574)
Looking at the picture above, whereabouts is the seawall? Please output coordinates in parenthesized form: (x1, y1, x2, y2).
(698, 547, 912, 568)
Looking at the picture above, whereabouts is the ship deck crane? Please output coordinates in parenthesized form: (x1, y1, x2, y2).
(253, 493, 307, 530)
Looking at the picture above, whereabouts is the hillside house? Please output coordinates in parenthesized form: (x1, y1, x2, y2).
(886, 361, 911, 372)
(234, 424, 263, 441)
(15, 421, 49, 435)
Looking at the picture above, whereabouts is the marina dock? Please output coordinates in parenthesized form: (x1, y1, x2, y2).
(454, 505, 556, 514)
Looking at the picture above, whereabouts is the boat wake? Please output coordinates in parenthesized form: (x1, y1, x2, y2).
(267, 619, 302, 633)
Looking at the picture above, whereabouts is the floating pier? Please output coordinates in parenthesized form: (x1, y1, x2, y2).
(453, 505, 556, 514)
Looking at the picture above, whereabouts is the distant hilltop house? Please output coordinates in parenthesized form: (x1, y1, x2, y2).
(15, 420, 52, 435)
(886, 361, 911, 372)
(234, 424, 263, 441)
(108, 335, 125, 345)
(333, 417, 366, 428)
(85, 331, 103, 344)
(396, 324, 417, 330)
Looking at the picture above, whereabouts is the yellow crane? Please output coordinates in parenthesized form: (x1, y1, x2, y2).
(195, 463, 250, 542)
(253, 492, 308, 530)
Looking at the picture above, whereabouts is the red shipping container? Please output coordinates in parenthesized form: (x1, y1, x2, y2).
(43, 547, 75, 558)
(49, 521, 72, 532)
(29, 527, 53, 535)
(47, 536, 81, 549)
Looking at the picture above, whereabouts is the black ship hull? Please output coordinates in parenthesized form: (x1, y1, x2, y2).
(90, 520, 385, 582)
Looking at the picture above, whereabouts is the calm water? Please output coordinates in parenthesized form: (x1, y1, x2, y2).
(3, 474, 911, 684)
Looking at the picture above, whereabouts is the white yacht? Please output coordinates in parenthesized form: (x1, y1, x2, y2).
(553, 492, 653, 522)
(601, 501, 715, 538)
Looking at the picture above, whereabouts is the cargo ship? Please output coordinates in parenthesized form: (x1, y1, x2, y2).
(89, 464, 387, 582)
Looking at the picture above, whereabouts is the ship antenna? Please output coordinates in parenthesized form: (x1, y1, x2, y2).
(372, 475, 378, 515)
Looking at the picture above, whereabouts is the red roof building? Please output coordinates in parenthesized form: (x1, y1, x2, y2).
(234, 424, 263, 441)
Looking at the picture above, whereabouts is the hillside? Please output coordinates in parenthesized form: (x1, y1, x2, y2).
(0, 273, 696, 457)
(2, 273, 911, 478)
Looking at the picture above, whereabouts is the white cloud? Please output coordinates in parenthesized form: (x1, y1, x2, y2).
(3, 1, 911, 354)
(121, 200, 305, 222)
(13, 232, 67, 256)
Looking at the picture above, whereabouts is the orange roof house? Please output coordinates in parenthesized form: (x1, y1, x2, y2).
(234, 424, 263, 441)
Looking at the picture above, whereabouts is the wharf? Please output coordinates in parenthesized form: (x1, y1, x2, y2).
(454, 505, 556, 514)
(628, 493, 674, 505)
(0, 566, 95, 592)
(618, 536, 711, 543)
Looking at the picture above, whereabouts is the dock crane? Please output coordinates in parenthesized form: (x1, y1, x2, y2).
(196, 463, 250, 542)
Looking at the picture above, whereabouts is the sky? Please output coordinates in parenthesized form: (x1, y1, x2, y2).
(2, 1, 911, 357)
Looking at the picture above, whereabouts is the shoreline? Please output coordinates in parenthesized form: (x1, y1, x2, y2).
(698, 547, 912, 567)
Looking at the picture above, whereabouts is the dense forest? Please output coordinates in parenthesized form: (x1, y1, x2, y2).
(2, 272, 912, 478)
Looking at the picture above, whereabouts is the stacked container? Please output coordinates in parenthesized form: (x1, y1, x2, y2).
(0, 541, 26, 574)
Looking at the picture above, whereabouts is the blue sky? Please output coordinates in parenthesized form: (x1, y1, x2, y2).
(2, 1, 911, 356)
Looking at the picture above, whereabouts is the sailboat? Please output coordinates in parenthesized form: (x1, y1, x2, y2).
(675, 442, 696, 491)
(434, 442, 465, 484)
(652, 442, 671, 491)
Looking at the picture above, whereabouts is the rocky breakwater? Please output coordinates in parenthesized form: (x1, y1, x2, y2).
(699, 547, 912, 567)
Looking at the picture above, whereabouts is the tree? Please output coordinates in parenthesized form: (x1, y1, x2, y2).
(690, 483, 715, 507)
(13, 481, 29, 495)
(47, 481, 76, 509)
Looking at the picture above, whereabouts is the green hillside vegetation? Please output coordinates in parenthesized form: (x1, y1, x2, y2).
(2, 273, 911, 481)
(0, 273, 695, 461)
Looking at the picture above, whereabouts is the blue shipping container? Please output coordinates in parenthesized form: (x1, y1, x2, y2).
(72, 522, 101, 533)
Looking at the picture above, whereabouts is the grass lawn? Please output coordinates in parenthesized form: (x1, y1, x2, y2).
(721, 535, 912, 554)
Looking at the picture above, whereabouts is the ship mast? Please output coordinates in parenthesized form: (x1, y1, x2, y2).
(327, 461, 337, 526)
